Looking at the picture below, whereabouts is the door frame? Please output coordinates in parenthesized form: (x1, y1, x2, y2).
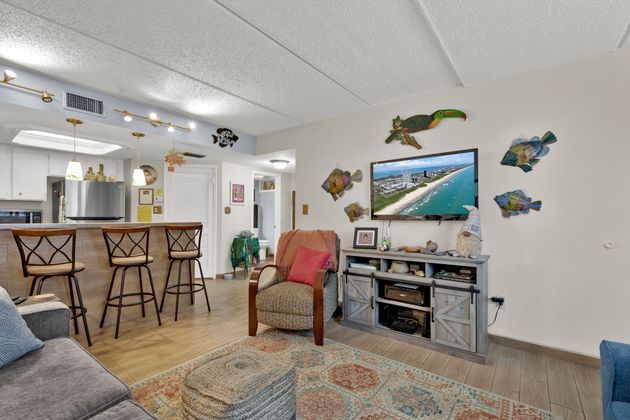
(163, 164, 218, 279)
(251, 171, 282, 255)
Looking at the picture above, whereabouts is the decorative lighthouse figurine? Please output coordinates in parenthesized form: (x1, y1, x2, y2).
(456, 205, 482, 258)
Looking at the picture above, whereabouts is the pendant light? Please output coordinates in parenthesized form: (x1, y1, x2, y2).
(65, 118, 83, 180)
(131, 132, 146, 186)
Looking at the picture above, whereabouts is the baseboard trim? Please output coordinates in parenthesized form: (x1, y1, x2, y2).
(489, 334, 600, 368)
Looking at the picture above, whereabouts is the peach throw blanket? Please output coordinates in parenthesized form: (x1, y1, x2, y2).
(276, 230, 338, 279)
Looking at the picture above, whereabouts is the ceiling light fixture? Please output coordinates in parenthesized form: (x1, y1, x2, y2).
(65, 118, 84, 180)
(3, 69, 16, 83)
(1, 69, 55, 103)
(12, 130, 122, 155)
(131, 132, 147, 186)
(270, 159, 290, 170)
(113, 109, 192, 133)
(188, 121, 196, 130)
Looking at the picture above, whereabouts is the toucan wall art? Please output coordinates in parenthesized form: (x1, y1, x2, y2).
(385, 109, 467, 149)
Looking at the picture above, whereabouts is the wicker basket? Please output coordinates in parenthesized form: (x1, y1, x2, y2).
(182, 349, 296, 419)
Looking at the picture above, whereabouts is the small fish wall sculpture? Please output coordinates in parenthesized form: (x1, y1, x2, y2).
(385, 109, 467, 149)
(494, 190, 542, 218)
(213, 128, 239, 148)
(500, 131, 557, 172)
(321, 168, 362, 201)
(344, 202, 369, 223)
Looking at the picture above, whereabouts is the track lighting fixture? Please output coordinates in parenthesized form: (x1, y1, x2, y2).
(113, 109, 192, 133)
(2, 70, 16, 83)
(1, 69, 55, 103)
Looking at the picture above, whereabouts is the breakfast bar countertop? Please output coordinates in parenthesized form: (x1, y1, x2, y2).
(0, 221, 197, 230)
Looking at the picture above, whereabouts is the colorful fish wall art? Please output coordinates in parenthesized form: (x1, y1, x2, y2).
(494, 190, 542, 218)
(321, 168, 362, 201)
(385, 109, 467, 149)
(344, 202, 369, 223)
(500, 131, 557, 172)
(213, 128, 239, 148)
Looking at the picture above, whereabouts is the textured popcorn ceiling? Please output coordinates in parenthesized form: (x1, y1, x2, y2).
(1, 0, 629, 135)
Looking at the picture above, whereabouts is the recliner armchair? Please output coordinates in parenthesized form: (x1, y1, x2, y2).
(600, 340, 630, 419)
(248, 232, 339, 345)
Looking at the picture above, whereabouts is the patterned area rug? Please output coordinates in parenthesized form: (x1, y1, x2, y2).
(131, 330, 558, 419)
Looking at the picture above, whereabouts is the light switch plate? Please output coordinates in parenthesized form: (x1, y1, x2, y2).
(302, 204, 308, 215)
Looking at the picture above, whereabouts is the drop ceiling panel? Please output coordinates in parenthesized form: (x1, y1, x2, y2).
(0, 2, 300, 135)
(420, 0, 630, 86)
(4, 0, 365, 122)
(217, 0, 459, 104)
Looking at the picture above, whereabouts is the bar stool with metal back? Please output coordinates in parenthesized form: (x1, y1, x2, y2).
(100, 226, 161, 338)
(12, 228, 92, 346)
(160, 224, 211, 321)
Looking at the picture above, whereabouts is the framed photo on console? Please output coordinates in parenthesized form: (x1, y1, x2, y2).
(353, 227, 378, 249)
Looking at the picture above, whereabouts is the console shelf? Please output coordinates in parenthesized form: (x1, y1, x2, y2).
(342, 248, 489, 363)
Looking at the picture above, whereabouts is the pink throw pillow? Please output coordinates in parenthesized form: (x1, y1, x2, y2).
(287, 246, 331, 287)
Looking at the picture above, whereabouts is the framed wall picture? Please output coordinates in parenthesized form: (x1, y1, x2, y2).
(140, 165, 158, 185)
(353, 227, 378, 249)
(230, 182, 245, 205)
(260, 179, 276, 192)
(138, 188, 154, 205)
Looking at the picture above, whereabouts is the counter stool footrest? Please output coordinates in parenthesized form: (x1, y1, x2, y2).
(106, 292, 157, 308)
(163, 283, 206, 294)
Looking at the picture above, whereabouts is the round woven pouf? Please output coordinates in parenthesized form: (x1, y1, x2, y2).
(182, 348, 296, 420)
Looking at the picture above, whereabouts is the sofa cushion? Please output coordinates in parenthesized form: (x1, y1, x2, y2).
(0, 337, 131, 419)
(90, 400, 155, 419)
(610, 401, 630, 420)
(287, 246, 331, 286)
(0, 286, 43, 368)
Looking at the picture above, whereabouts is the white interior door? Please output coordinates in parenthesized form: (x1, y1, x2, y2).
(164, 165, 216, 278)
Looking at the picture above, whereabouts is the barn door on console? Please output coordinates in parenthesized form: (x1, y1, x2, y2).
(431, 288, 476, 352)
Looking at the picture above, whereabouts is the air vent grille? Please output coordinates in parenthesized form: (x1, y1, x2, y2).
(64, 92, 105, 116)
(183, 152, 206, 158)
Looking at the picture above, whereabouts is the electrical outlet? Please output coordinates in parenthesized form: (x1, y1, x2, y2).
(490, 296, 505, 309)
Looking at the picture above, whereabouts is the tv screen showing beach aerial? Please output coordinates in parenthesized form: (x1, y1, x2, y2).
(371, 150, 477, 219)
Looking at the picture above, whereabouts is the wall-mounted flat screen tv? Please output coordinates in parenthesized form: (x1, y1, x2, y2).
(371, 148, 478, 221)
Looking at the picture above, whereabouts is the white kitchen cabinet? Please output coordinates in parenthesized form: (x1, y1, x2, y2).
(12, 148, 49, 201)
(0, 145, 12, 200)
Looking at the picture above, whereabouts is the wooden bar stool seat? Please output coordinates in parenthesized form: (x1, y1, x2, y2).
(111, 255, 155, 266)
(160, 224, 211, 321)
(26, 262, 86, 276)
(101, 226, 161, 339)
(12, 228, 92, 347)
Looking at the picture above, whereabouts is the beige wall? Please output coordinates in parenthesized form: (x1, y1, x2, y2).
(257, 48, 630, 357)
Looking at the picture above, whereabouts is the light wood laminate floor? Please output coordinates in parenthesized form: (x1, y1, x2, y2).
(73, 278, 601, 420)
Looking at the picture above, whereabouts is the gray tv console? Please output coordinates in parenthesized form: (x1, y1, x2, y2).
(341, 248, 489, 363)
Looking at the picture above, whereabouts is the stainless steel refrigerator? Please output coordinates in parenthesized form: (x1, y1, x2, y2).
(52, 180, 125, 222)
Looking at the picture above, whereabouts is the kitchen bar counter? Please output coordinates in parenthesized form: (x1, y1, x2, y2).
(0, 221, 194, 230)
(0, 222, 203, 344)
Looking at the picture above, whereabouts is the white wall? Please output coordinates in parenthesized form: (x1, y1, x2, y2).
(127, 160, 165, 223)
(258, 48, 630, 357)
(219, 162, 254, 274)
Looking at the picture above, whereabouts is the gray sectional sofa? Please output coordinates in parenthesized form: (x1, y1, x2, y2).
(0, 300, 155, 419)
